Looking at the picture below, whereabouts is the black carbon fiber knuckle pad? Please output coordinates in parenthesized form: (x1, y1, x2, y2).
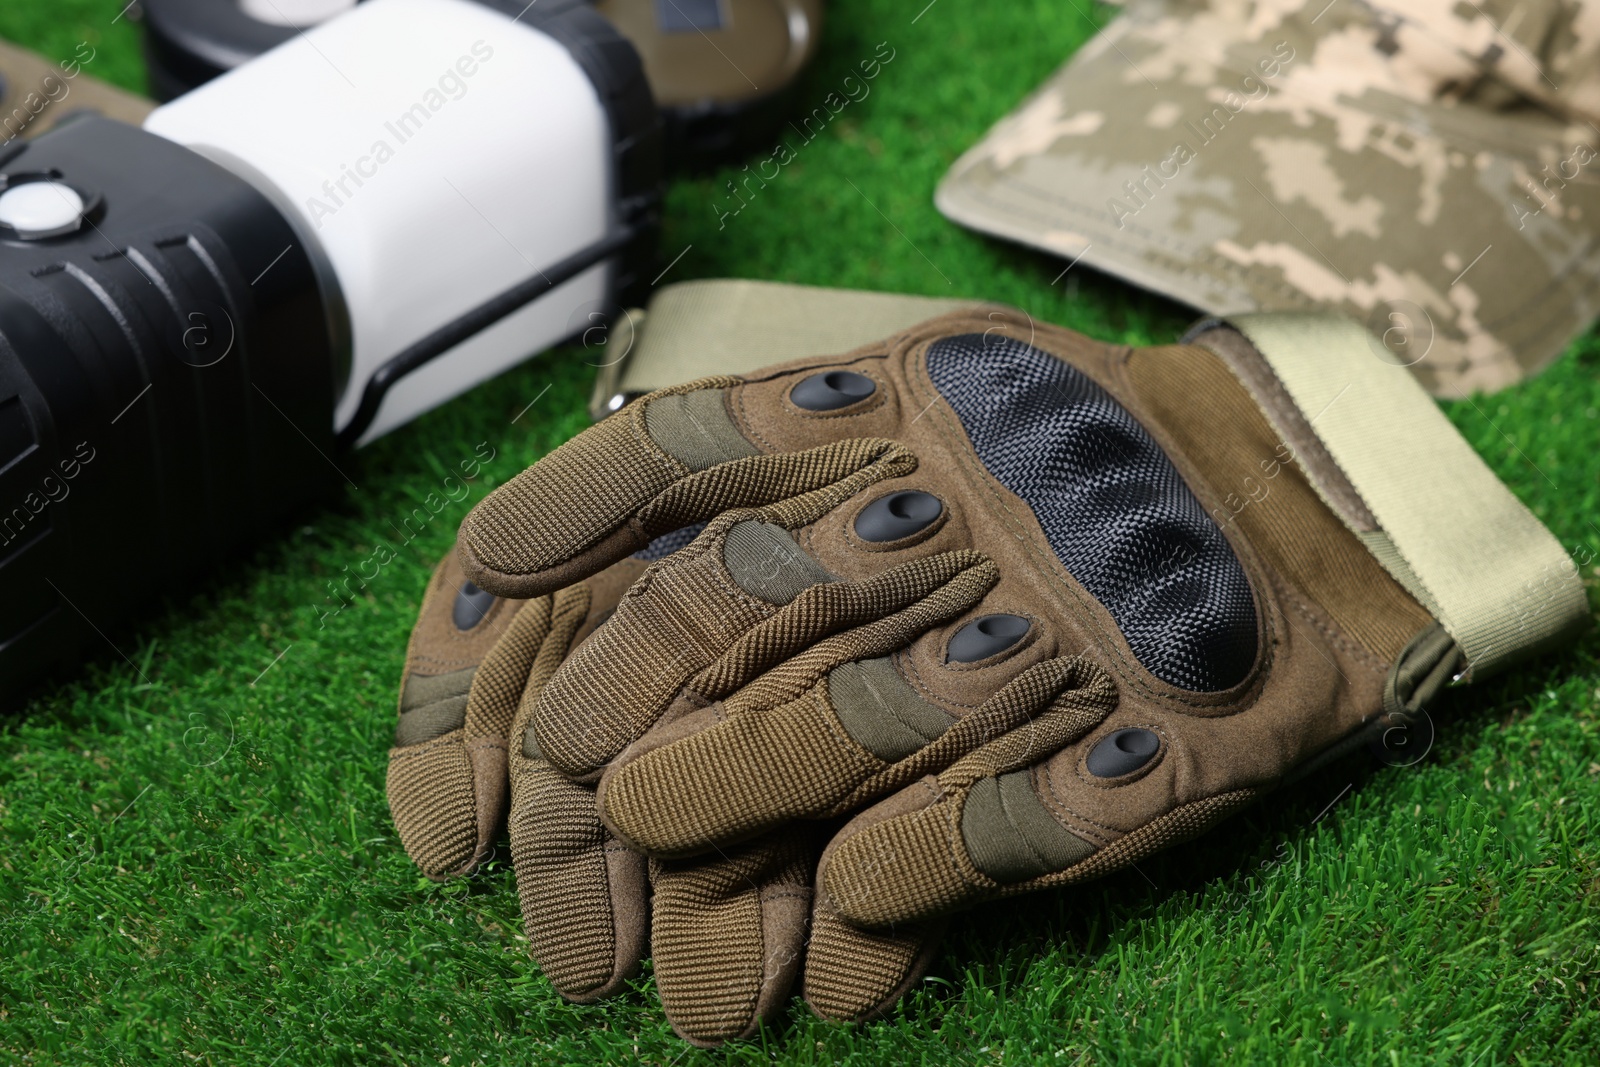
(925, 334, 1258, 692)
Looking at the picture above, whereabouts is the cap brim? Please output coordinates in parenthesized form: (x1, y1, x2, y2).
(937, 4, 1600, 395)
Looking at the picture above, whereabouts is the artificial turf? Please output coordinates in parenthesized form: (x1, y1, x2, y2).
(1, 1, 1598, 1064)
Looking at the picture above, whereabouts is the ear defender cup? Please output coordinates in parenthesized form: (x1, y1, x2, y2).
(137, 0, 824, 170)
(592, 0, 824, 169)
(137, 0, 361, 100)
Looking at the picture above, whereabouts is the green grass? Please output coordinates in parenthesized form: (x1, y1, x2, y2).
(2, 1, 1598, 1063)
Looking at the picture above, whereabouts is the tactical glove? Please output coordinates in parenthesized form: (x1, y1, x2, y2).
(386, 545, 536, 880)
(387, 538, 939, 1045)
(456, 309, 1584, 1030)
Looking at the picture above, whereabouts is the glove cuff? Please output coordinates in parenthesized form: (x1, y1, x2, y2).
(1186, 312, 1588, 680)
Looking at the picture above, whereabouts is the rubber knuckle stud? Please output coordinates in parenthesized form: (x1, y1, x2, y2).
(947, 614, 1031, 662)
(855, 490, 943, 542)
(451, 580, 497, 630)
(1086, 728, 1161, 778)
(790, 370, 877, 411)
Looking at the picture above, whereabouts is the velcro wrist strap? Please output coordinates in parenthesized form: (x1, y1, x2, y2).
(589, 280, 979, 418)
(1221, 312, 1587, 679)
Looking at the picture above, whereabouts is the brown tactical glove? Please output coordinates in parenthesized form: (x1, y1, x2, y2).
(456, 309, 1583, 1032)
(388, 536, 938, 1046)
(385, 538, 663, 888)
(388, 543, 667, 879)
(387, 546, 530, 880)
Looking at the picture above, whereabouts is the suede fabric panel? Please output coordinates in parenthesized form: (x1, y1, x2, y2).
(646, 388, 761, 472)
(723, 520, 833, 604)
(830, 656, 1115, 816)
(829, 656, 955, 760)
(1120, 339, 1433, 665)
(392, 687, 470, 747)
(399, 668, 477, 714)
(1185, 323, 1379, 534)
(962, 770, 1097, 882)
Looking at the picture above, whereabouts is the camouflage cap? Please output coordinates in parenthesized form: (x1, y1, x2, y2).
(937, 0, 1600, 395)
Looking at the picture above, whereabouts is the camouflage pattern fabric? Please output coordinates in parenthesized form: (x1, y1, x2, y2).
(937, 0, 1600, 396)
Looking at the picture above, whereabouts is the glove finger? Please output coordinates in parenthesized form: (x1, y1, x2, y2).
(531, 516, 995, 781)
(513, 755, 650, 1002)
(819, 698, 1259, 929)
(598, 655, 1113, 857)
(386, 548, 531, 879)
(803, 890, 945, 1024)
(649, 830, 816, 1047)
(507, 559, 653, 1001)
(459, 376, 915, 600)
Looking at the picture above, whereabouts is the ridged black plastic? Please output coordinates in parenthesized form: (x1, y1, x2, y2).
(0, 116, 336, 706)
(924, 335, 1258, 693)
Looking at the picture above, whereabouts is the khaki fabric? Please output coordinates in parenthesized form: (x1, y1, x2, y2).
(535, 517, 994, 786)
(830, 656, 955, 760)
(1221, 312, 1590, 677)
(589, 280, 982, 419)
(962, 770, 1098, 882)
(937, 0, 1600, 395)
(454, 303, 1584, 1035)
(803, 901, 941, 1024)
(390, 541, 947, 1044)
(0, 40, 153, 142)
(506, 575, 652, 1003)
(386, 548, 528, 879)
(648, 834, 813, 1047)
(1124, 329, 1435, 665)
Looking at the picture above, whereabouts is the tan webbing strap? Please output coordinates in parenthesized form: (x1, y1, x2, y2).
(589, 280, 979, 419)
(1226, 312, 1588, 679)
(0, 40, 155, 139)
